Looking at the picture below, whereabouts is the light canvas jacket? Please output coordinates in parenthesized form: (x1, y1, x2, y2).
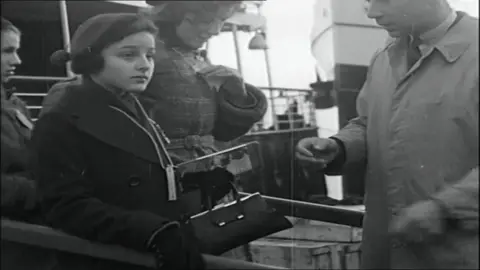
(330, 12, 478, 269)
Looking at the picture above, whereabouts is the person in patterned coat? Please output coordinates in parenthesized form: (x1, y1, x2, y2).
(141, 1, 267, 169)
(141, 1, 268, 260)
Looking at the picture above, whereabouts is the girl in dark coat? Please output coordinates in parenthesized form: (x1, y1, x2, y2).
(1, 17, 56, 270)
(30, 13, 205, 270)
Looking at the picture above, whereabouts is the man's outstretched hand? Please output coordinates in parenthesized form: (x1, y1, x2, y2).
(295, 137, 340, 168)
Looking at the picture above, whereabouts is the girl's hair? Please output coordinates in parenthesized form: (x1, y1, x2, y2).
(140, 1, 242, 24)
(1, 17, 21, 35)
(51, 14, 158, 76)
(71, 16, 158, 75)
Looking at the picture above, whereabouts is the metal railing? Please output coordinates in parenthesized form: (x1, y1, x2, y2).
(240, 192, 364, 228)
(255, 87, 317, 133)
(10, 76, 319, 133)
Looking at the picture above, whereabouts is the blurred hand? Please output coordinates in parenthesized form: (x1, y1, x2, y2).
(295, 137, 340, 168)
(390, 200, 445, 244)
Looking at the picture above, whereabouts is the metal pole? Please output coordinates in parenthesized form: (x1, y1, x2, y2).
(262, 44, 278, 130)
(263, 39, 273, 89)
(256, 3, 278, 130)
(239, 192, 365, 228)
(232, 25, 244, 76)
(59, 0, 74, 77)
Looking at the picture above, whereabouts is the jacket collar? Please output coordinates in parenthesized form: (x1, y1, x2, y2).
(419, 10, 457, 47)
(430, 11, 473, 63)
(388, 11, 474, 64)
(59, 79, 163, 165)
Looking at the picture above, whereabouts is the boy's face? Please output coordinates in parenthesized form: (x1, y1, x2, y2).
(1, 30, 22, 84)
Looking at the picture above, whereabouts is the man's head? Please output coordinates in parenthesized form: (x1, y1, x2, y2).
(364, 0, 452, 38)
(1, 17, 22, 84)
(146, 1, 242, 49)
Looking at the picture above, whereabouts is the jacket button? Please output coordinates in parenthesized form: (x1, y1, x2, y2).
(128, 176, 141, 187)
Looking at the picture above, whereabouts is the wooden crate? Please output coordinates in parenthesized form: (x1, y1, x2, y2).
(248, 218, 363, 269)
(268, 217, 363, 243)
(250, 239, 362, 269)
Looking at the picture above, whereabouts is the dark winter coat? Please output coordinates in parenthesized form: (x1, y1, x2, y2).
(30, 79, 195, 270)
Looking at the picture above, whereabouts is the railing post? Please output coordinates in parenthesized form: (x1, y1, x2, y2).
(59, 0, 74, 77)
(232, 25, 244, 76)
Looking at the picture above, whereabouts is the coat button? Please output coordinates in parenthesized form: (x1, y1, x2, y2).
(128, 176, 141, 187)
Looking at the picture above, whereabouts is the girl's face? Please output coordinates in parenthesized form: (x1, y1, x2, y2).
(93, 31, 156, 93)
(1, 30, 22, 84)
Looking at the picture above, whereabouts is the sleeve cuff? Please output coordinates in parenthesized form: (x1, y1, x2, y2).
(323, 137, 347, 175)
(220, 77, 258, 109)
(223, 90, 257, 109)
(146, 221, 180, 250)
(330, 128, 366, 165)
(216, 83, 267, 124)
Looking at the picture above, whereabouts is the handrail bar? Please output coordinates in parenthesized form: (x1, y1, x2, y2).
(257, 87, 312, 93)
(239, 192, 364, 228)
(8, 75, 73, 82)
(13, 93, 47, 97)
(1, 219, 288, 270)
(246, 127, 318, 136)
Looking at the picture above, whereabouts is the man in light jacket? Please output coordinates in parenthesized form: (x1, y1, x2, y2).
(296, 0, 478, 269)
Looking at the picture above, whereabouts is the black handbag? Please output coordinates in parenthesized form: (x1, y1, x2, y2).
(188, 180, 293, 255)
(137, 108, 293, 256)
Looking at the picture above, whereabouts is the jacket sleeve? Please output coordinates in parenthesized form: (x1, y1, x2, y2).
(9, 95, 32, 120)
(30, 112, 178, 251)
(212, 82, 268, 142)
(323, 58, 378, 175)
(432, 79, 479, 231)
(1, 173, 37, 210)
(432, 168, 478, 230)
(1, 108, 37, 211)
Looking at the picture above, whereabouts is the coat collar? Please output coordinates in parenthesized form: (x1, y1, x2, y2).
(387, 11, 474, 64)
(59, 78, 163, 165)
(433, 11, 474, 63)
(419, 10, 457, 47)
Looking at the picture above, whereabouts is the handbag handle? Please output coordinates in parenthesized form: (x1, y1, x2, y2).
(205, 181, 247, 227)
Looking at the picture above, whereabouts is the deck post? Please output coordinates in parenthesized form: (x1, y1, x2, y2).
(59, 0, 74, 77)
(232, 24, 244, 76)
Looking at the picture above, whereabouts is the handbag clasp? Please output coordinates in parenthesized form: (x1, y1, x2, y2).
(216, 214, 245, 227)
